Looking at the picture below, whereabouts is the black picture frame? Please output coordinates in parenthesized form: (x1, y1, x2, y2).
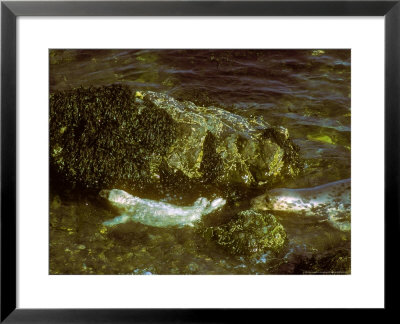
(1, 0, 398, 321)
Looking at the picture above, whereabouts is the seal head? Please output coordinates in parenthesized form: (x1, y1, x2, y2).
(251, 179, 351, 231)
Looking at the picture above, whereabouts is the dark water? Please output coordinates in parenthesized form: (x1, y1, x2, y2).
(49, 49, 351, 274)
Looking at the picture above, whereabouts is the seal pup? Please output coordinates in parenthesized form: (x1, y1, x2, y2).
(251, 179, 351, 231)
(101, 189, 226, 228)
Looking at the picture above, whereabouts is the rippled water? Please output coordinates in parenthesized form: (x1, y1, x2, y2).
(49, 49, 351, 274)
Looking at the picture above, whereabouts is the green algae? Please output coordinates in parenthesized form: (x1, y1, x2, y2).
(136, 52, 158, 63)
(307, 134, 334, 144)
(311, 50, 326, 56)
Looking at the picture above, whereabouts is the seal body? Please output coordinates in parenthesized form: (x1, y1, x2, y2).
(101, 189, 226, 228)
(251, 179, 351, 231)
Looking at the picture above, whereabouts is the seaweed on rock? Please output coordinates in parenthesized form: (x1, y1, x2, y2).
(50, 85, 302, 192)
(199, 131, 224, 183)
(200, 209, 287, 257)
(50, 85, 175, 191)
(262, 126, 302, 182)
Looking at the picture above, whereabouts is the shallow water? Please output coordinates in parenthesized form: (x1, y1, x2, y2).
(49, 49, 350, 274)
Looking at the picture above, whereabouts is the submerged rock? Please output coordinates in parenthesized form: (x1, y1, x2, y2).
(50, 85, 301, 191)
(201, 209, 287, 256)
(277, 247, 351, 274)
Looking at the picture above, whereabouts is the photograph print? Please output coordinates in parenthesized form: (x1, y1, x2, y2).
(49, 49, 351, 275)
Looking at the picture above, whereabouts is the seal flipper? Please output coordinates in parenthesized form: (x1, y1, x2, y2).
(103, 214, 131, 227)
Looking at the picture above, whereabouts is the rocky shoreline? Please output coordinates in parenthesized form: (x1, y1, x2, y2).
(50, 85, 302, 258)
(50, 85, 301, 193)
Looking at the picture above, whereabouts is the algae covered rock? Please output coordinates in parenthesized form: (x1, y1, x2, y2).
(50, 85, 300, 191)
(201, 209, 287, 256)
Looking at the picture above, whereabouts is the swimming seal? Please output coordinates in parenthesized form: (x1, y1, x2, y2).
(251, 179, 351, 231)
(101, 189, 226, 228)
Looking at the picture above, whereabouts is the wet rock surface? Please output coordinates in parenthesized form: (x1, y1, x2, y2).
(50, 85, 301, 193)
